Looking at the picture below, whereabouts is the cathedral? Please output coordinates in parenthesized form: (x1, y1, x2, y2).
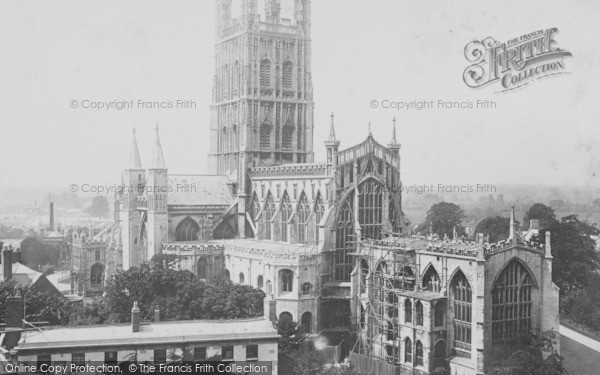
(70, 1, 559, 374)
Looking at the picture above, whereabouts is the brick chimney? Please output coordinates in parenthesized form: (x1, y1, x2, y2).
(3, 292, 24, 350)
(3, 249, 13, 281)
(131, 301, 141, 332)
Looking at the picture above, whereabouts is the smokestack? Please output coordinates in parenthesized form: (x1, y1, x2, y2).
(49, 202, 55, 231)
(3, 249, 13, 281)
(154, 307, 161, 322)
(132, 301, 141, 332)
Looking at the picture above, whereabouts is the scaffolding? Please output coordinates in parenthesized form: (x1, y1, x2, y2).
(352, 231, 417, 367)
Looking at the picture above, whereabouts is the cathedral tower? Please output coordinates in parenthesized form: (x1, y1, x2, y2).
(208, 0, 314, 237)
(146, 125, 168, 261)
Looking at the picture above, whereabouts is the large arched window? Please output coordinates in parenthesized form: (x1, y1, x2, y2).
(260, 123, 271, 149)
(451, 270, 472, 350)
(197, 257, 208, 279)
(314, 193, 324, 243)
(90, 263, 104, 287)
(404, 299, 412, 324)
(249, 193, 260, 224)
(282, 123, 294, 151)
(416, 301, 424, 326)
(399, 266, 416, 291)
(260, 59, 271, 86)
(335, 195, 354, 281)
(280, 192, 292, 242)
(176, 217, 200, 242)
(297, 193, 310, 243)
(416, 340, 424, 366)
(492, 259, 535, 340)
(404, 338, 412, 363)
(257, 275, 264, 289)
(264, 192, 275, 240)
(279, 269, 294, 293)
(358, 179, 384, 240)
(423, 265, 441, 292)
(301, 311, 312, 333)
(282, 60, 293, 88)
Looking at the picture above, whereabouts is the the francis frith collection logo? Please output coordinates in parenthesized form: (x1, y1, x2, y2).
(463, 28, 572, 92)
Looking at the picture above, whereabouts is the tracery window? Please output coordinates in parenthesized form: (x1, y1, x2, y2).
(314, 193, 324, 243)
(404, 338, 412, 363)
(416, 301, 424, 326)
(423, 265, 441, 292)
(260, 123, 271, 149)
(282, 123, 294, 151)
(264, 193, 275, 240)
(280, 192, 292, 242)
(416, 341, 424, 366)
(492, 259, 535, 340)
(297, 193, 310, 243)
(282, 61, 293, 88)
(279, 269, 294, 293)
(358, 179, 383, 240)
(176, 217, 200, 242)
(404, 299, 412, 324)
(334, 195, 354, 281)
(451, 270, 472, 350)
(90, 264, 104, 287)
(260, 59, 271, 86)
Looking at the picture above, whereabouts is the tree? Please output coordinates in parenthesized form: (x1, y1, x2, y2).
(474, 216, 515, 243)
(523, 203, 557, 230)
(417, 202, 465, 238)
(536, 215, 600, 292)
(0, 281, 70, 326)
(85, 196, 109, 218)
(501, 330, 565, 375)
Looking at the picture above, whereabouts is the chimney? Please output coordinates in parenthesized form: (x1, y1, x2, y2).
(3, 249, 13, 281)
(545, 231, 552, 258)
(6, 292, 24, 328)
(131, 301, 141, 332)
(154, 306, 161, 322)
(49, 202, 55, 231)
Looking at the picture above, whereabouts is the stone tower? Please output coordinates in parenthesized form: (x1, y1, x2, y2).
(146, 125, 168, 261)
(208, 0, 314, 237)
(120, 129, 145, 270)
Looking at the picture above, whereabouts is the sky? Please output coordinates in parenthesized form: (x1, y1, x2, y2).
(0, 0, 599, 195)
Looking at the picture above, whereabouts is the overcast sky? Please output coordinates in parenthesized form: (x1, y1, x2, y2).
(1, 0, 599, 194)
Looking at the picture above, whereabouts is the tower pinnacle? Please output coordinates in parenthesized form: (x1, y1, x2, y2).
(129, 128, 142, 169)
(328, 113, 337, 142)
(387, 118, 401, 152)
(151, 123, 166, 169)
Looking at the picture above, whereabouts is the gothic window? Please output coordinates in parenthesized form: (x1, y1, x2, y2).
(423, 265, 441, 292)
(301, 282, 311, 295)
(282, 123, 294, 151)
(197, 257, 208, 279)
(279, 269, 294, 293)
(260, 59, 271, 86)
(279, 312, 293, 325)
(297, 193, 310, 243)
(358, 179, 384, 240)
(434, 301, 446, 327)
(234, 60, 240, 90)
(280, 192, 292, 242)
(264, 192, 275, 240)
(301, 312, 312, 333)
(334, 195, 354, 281)
(404, 338, 412, 363)
(223, 63, 229, 94)
(314, 193, 324, 243)
(257, 275, 264, 288)
(396, 266, 415, 291)
(416, 301, 424, 326)
(404, 299, 412, 324)
(434, 340, 446, 359)
(389, 201, 398, 233)
(282, 60, 293, 88)
(90, 263, 104, 287)
(451, 270, 472, 351)
(249, 193, 260, 223)
(266, 280, 273, 294)
(225, 269, 230, 281)
(416, 341, 424, 366)
(260, 123, 271, 149)
(176, 217, 200, 242)
(239, 272, 245, 284)
(492, 259, 535, 340)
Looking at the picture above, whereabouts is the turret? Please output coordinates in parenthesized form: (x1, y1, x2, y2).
(387, 117, 401, 154)
(509, 204, 519, 245)
(325, 113, 340, 168)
